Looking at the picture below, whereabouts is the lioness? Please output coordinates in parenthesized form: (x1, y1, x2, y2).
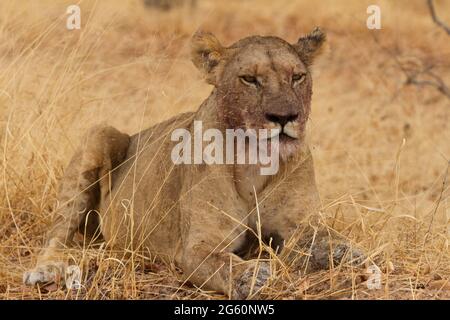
(24, 28, 364, 298)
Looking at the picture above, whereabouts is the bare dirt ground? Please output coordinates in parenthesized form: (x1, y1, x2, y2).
(0, 0, 449, 299)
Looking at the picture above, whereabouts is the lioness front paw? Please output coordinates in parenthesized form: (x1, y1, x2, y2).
(332, 243, 365, 266)
(311, 241, 366, 269)
(23, 261, 66, 286)
(234, 262, 271, 299)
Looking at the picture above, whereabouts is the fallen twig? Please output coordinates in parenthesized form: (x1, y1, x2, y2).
(427, 0, 450, 36)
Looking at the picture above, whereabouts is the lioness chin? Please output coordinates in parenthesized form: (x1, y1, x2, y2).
(23, 27, 365, 299)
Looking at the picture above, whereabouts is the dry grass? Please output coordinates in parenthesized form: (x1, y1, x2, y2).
(0, 0, 449, 300)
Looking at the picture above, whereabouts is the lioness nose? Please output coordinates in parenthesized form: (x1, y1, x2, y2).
(265, 112, 298, 126)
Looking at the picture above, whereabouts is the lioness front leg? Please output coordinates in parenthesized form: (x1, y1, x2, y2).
(178, 171, 272, 299)
(261, 150, 366, 270)
(23, 126, 130, 286)
(266, 210, 366, 271)
(270, 208, 366, 270)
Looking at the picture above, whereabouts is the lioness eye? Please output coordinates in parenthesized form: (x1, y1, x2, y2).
(292, 73, 306, 85)
(240, 75, 259, 86)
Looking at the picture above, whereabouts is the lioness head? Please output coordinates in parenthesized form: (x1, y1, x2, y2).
(191, 27, 326, 159)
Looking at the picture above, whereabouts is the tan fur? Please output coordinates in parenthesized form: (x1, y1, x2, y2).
(24, 28, 364, 298)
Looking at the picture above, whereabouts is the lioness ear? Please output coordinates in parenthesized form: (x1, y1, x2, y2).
(191, 31, 226, 85)
(293, 27, 326, 66)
